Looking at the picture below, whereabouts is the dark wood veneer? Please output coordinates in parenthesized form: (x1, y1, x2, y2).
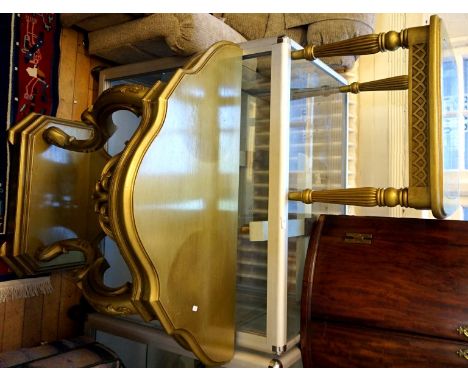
(304, 320, 468, 367)
(301, 215, 468, 367)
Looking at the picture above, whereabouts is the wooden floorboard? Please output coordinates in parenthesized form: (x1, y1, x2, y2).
(57, 273, 82, 340)
(21, 294, 44, 348)
(2, 299, 25, 352)
(40, 272, 62, 343)
(0, 302, 5, 352)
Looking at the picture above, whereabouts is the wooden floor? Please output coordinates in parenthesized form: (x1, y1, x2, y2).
(0, 28, 103, 353)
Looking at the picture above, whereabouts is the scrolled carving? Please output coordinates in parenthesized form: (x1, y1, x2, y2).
(35, 238, 98, 265)
(106, 305, 134, 315)
(35, 237, 100, 281)
(36, 237, 135, 316)
(43, 84, 149, 152)
(93, 155, 120, 238)
(79, 257, 136, 316)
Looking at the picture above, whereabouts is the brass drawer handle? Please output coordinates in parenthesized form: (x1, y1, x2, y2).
(457, 326, 468, 337)
(457, 349, 468, 360)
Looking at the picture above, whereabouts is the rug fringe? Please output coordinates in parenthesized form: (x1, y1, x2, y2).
(0, 276, 53, 303)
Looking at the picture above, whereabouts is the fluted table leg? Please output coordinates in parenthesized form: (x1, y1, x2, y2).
(339, 75, 409, 94)
(288, 187, 410, 208)
(291, 29, 409, 61)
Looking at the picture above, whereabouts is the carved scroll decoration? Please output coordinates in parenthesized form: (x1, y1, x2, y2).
(36, 237, 136, 316)
(93, 154, 120, 239)
(43, 84, 149, 152)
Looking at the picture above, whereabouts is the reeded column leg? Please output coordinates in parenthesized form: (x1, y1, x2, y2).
(288, 187, 410, 208)
(339, 75, 409, 93)
(291, 29, 409, 61)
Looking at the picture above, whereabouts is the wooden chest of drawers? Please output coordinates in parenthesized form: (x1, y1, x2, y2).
(301, 214, 468, 367)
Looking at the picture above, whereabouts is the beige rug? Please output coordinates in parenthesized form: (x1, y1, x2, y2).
(0, 276, 52, 302)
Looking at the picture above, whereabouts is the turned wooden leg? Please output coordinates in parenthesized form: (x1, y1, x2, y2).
(291, 29, 409, 61)
(288, 187, 410, 208)
(339, 75, 409, 93)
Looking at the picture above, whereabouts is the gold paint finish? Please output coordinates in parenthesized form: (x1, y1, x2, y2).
(288, 187, 410, 208)
(75, 41, 241, 365)
(1, 41, 243, 366)
(79, 256, 137, 316)
(126, 42, 242, 365)
(3, 115, 135, 315)
(339, 75, 409, 94)
(43, 84, 148, 152)
(291, 29, 409, 61)
(289, 15, 455, 219)
(93, 154, 121, 238)
(1, 116, 107, 275)
(428, 15, 458, 219)
(409, 42, 430, 188)
(36, 238, 97, 264)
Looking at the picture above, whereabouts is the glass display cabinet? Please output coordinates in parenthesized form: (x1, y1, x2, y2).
(85, 36, 348, 367)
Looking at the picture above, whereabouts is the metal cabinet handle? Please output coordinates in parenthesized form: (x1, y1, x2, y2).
(457, 349, 468, 360)
(457, 326, 468, 337)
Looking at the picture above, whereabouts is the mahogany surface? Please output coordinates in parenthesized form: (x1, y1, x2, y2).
(301, 215, 468, 367)
(304, 320, 468, 368)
